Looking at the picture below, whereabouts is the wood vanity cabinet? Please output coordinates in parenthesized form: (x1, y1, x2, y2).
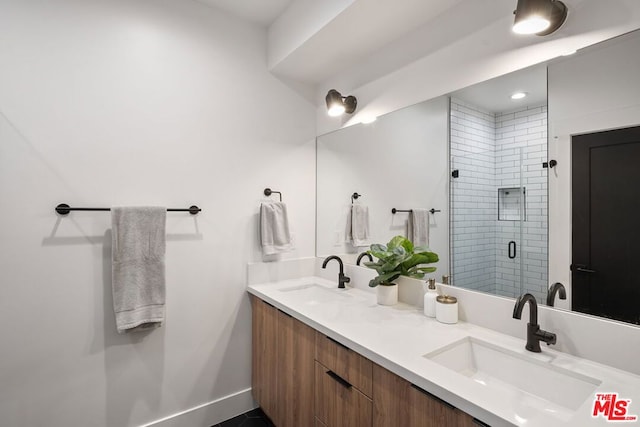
(251, 295, 278, 421)
(251, 295, 481, 427)
(250, 295, 315, 427)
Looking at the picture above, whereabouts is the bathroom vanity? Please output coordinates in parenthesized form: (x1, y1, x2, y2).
(247, 271, 640, 427)
(250, 293, 477, 426)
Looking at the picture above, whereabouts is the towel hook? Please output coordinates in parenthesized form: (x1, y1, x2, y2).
(264, 188, 282, 202)
(351, 192, 361, 203)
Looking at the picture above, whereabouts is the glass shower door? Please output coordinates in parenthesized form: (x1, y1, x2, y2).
(450, 148, 525, 298)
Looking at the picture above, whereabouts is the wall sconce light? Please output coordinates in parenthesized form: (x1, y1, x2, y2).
(325, 89, 357, 117)
(513, 0, 567, 36)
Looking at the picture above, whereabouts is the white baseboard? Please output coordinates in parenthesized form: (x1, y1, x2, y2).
(140, 388, 256, 427)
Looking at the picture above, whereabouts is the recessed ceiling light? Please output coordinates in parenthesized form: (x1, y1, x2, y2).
(511, 92, 528, 100)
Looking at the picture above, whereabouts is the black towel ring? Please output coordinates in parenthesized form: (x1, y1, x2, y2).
(264, 188, 282, 201)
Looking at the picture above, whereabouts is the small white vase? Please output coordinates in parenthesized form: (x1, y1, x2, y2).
(376, 284, 398, 306)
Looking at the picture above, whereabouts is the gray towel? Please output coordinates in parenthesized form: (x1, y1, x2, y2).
(408, 208, 430, 247)
(346, 204, 370, 247)
(111, 207, 166, 333)
(260, 202, 293, 255)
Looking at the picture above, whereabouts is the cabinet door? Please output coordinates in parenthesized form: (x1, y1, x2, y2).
(250, 296, 279, 423)
(315, 361, 373, 427)
(373, 364, 475, 427)
(277, 310, 316, 427)
(372, 363, 411, 427)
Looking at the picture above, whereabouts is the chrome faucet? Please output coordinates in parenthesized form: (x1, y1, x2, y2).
(546, 282, 567, 307)
(356, 252, 373, 266)
(322, 255, 351, 289)
(512, 293, 557, 353)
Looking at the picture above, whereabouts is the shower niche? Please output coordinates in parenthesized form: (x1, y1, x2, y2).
(498, 187, 526, 221)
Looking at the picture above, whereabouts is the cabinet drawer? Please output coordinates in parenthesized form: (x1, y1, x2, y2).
(316, 332, 373, 398)
(315, 361, 373, 427)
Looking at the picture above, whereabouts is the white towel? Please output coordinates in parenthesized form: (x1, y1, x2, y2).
(408, 208, 429, 247)
(346, 204, 370, 247)
(111, 207, 166, 333)
(260, 202, 293, 255)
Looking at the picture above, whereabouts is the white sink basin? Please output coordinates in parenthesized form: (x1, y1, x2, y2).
(278, 283, 353, 303)
(424, 337, 601, 416)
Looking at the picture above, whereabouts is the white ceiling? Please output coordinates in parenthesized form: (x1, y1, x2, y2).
(452, 63, 548, 113)
(193, 0, 640, 109)
(268, 0, 469, 84)
(194, 0, 293, 26)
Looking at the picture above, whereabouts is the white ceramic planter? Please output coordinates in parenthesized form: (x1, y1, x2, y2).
(376, 284, 398, 305)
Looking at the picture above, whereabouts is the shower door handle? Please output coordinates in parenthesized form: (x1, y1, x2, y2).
(508, 241, 516, 259)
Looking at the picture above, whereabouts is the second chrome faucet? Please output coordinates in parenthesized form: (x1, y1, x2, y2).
(322, 255, 351, 289)
(513, 293, 557, 353)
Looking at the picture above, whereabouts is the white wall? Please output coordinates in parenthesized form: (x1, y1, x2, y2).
(0, 1, 316, 426)
(548, 30, 640, 309)
(316, 96, 449, 277)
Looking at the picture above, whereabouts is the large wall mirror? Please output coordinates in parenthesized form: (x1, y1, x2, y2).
(316, 29, 640, 326)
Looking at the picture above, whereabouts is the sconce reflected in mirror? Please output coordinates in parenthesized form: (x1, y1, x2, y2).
(326, 89, 357, 117)
(513, 0, 567, 36)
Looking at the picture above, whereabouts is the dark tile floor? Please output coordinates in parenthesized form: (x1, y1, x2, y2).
(213, 408, 275, 427)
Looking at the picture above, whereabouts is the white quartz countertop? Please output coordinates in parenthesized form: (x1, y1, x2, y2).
(248, 276, 640, 427)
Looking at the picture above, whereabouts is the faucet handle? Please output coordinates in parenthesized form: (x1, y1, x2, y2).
(537, 329, 557, 346)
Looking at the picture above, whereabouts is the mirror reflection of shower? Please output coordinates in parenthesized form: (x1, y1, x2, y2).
(449, 90, 548, 302)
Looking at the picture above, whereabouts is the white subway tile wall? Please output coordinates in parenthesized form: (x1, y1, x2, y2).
(450, 98, 548, 302)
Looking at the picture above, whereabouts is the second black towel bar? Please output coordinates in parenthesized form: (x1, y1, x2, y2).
(55, 204, 201, 215)
(392, 208, 441, 215)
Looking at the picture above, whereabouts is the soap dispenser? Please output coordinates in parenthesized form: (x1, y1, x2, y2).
(423, 278, 437, 317)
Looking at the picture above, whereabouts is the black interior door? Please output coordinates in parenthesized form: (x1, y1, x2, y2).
(572, 125, 640, 325)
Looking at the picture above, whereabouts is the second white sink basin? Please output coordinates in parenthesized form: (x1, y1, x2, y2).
(424, 337, 601, 416)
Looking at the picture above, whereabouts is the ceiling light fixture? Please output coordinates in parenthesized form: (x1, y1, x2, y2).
(511, 92, 528, 100)
(512, 0, 567, 36)
(325, 89, 357, 117)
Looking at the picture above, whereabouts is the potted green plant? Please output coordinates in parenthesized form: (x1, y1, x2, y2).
(363, 235, 439, 305)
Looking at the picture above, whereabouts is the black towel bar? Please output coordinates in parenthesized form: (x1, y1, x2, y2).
(391, 208, 441, 214)
(55, 204, 201, 215)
